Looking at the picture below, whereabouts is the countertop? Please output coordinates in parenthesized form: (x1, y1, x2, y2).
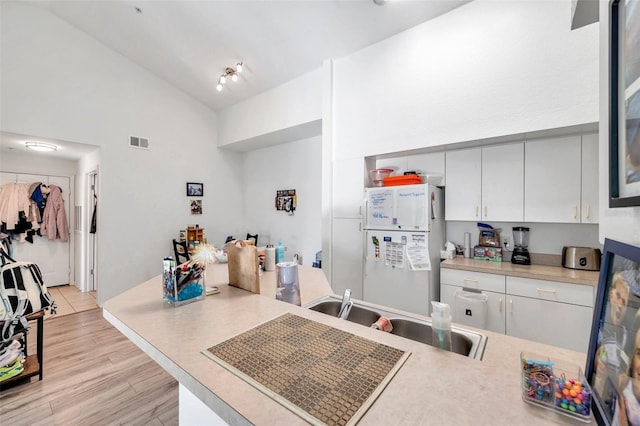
(104, 263, 592, 425)
(441, 258, 600, 287)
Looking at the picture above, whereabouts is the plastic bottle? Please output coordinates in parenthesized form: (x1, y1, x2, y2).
(276, 240, 285, 264)
(431, 301, 453, 351)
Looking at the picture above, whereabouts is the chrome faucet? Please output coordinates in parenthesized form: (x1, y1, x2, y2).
(338, 289, 352, 320)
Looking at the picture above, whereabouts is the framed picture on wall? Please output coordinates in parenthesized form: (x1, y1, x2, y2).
(186, 182, 203, 197)
(586, 238, 640, 425)
(610, 0, 640, 207)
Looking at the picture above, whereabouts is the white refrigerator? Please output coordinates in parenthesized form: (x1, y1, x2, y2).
(363, 184, 444, 316)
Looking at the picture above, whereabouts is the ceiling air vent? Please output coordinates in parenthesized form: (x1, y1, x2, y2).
(129, 135, 149, 150)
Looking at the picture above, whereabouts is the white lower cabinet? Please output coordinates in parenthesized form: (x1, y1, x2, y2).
(441, 284, 506, 334)
(441, 268, 594, 352)
(506, 276, 594, 353)
(505, 295, 592, 353)
(440, 269, 506, 334)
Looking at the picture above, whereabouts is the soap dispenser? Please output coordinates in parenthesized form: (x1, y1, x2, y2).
(276, 240, 285, 264)
(431, 301, 453, 351)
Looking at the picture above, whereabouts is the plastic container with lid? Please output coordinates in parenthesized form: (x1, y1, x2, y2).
(383, 175, 422, 186)
(520, 351, 591, 422)
(369, 169, 393, 187)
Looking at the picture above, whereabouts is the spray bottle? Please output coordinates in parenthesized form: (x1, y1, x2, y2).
(431, 301, 453, 351)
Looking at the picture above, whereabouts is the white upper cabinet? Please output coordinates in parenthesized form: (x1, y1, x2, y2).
(581, 133, 598, 223)
(445, 147, 482, 221)
(445, 144, 523, 221)
(524, 136, 582, 223)
(481, 143, 524, 222)
(333, 158, 365, 218)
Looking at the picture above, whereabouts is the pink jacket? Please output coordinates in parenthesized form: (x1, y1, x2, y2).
(40, 185, 69, 242)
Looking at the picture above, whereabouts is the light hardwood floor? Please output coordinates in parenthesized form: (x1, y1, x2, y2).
(46, 285, 98, 319)
(0, 308, 179, 425)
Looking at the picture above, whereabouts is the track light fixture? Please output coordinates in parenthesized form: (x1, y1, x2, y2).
(216, 62, 243, 92)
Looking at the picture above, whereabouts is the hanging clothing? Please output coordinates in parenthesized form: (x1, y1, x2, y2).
(90, 195, 97, 234)
(40, 185, 69, 242)
(0, 183, 31, 231)
(27, 182, 47, 226)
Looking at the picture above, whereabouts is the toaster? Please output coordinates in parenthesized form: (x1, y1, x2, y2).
(562, 246, 602, 271)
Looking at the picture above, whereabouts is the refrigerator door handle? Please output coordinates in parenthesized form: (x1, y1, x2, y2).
(364, 198, 368, 223)
(430, 191, 436, 220)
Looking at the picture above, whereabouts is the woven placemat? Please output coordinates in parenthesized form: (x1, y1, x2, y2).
(203, 313, 409, 426)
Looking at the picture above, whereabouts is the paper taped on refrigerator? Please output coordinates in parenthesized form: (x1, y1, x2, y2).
(407, 234, 430, 270)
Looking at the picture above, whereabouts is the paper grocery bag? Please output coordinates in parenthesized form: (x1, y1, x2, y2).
(227, 240, 260, 294)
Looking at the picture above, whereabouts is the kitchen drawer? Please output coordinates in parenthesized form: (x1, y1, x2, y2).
(441, 268, 505, 293)
(506, 276, 594, 307)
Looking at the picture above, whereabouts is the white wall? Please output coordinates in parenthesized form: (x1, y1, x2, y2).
(1, 2, 245, 305)
(597, 1, 640, 247)
(446, 222, 600, 257)
(243, 136, 322, 266)
(1, 151, 79, 177)
(218, 70, 322, 148)
(332, 0, 599, 160)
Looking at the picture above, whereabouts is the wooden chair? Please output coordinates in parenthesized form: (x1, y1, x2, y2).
(246, 233, 258, 246)
(172, 239, 190, 264)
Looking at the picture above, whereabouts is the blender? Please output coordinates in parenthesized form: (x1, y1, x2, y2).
(511, 227, 531, 265)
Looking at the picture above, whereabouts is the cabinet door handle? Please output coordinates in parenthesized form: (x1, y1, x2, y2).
(573, 206, 577, 219)
(359, 222, 362, 232)
(475, 206, 479, 217)
(463, 278, 479, 285)
(484, 206, 488, 218)
(536, 287, 556, 294)
(499, 297, 503, 313)
(586, 205, 590, 219)
(509, 299, 513, 314)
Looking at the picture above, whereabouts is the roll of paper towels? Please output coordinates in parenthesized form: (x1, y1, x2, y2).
(464, 232, 471, 258)
(265, 245, 276, 271)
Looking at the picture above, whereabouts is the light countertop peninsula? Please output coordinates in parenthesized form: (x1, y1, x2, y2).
(442, 258, 600, 286)
(103, 263, 592, 425)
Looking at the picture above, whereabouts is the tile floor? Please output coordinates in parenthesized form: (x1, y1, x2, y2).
(45, 285, 98, 319)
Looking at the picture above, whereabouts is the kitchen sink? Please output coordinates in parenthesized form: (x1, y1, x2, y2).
(308, 300, 383, 327)
(304, 296, 487, 360)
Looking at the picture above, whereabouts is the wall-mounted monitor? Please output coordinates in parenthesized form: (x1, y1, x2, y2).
(586, 238, 640, 425)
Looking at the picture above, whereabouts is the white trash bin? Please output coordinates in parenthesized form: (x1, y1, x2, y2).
(453, 291, 488, 329)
